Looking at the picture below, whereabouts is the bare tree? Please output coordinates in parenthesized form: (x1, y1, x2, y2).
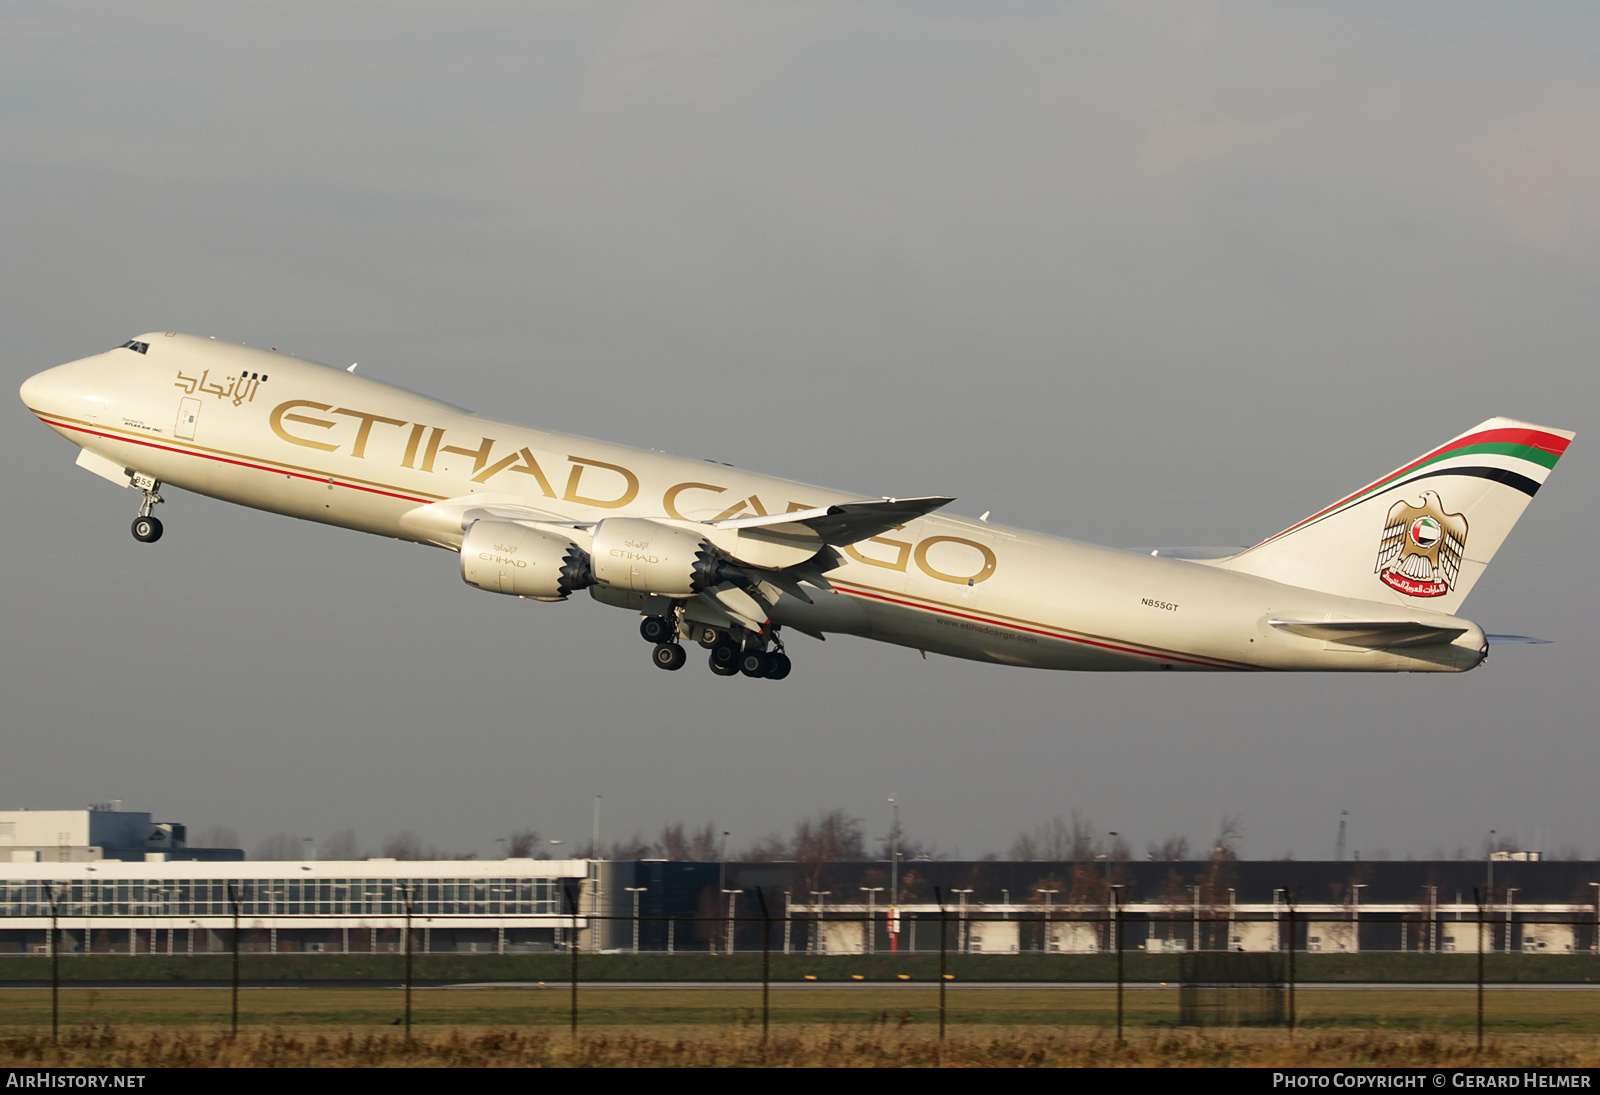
(1008, 811, 1102, 861)
(1211, 815, 1243, 860)
(192, 825, 239, 850)
(1008, 832, 1041, 860)
(791, 810, 866, 862)
(607, 833, 653, 860)
(1147, 835, 1192, 861)
(656, 823, 689, 861)
(740, 831, 790, 861)
(252, 833, 303, 861)
(322, 829, 362, 861)
(381, 830, 426, 861)
(687, 822, 722, 861)
(506, 829, 541, 858)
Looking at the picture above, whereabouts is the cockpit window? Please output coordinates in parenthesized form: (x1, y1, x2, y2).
(117, 340, 149, 355)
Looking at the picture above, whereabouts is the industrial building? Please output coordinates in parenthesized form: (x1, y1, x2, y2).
(0, 805, 241, 864)
(3, 807, 1598, 958)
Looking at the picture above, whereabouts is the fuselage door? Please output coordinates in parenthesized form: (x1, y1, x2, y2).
(175, 397, 200, 441)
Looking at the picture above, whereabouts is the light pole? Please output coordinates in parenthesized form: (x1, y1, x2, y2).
(952, 889, 974, 954)
(625, 887, 647, 954)
(722, 888, 742, 955)
(888, 797, 900, 905)
(860, 887, 884, 954)
(888, 796, 900, 952)
(1589, 883, 1599, 953)
(1038, 889, 1059, 953)
(1506, 888, 1519, 954)
(1487, 829, 1497, 901)
(810, 891, 830, 954)
(1351, 883, 1366, 953)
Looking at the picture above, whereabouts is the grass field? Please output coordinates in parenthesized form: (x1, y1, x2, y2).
(6, 985, 1600, 1066)
(6, 985, 1600, 1034)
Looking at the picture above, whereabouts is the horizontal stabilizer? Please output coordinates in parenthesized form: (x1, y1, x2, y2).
(1269, 618, 1469, 649)
(1128, 545, 1247, 560)
(712, 496, 954, 547)
(1486, 634, 1552, 645)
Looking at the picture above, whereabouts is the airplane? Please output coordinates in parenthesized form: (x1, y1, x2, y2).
(19, 333, 1574, 679)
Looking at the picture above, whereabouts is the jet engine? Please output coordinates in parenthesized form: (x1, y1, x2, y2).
(460, 520, 592, 601)
(590, 517, 747, 595)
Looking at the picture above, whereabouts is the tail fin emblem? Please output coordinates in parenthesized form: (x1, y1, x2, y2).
(1375, 491, 1467, 598)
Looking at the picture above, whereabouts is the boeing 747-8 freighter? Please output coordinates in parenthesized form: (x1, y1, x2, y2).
(20, 334, 1574, 679)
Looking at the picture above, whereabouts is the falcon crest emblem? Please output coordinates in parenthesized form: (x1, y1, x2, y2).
(1374, 491, 1468, 598)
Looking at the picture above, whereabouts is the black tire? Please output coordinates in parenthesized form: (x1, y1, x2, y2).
(708, 641, 740, 670)
(765, 652, 792, 680)
(652, 643, 686, 671)
(708, 655, 739, 677)
(695, 627, 722, 649)
(640, 616, 673, 643)
(739, 651, 772, 678)
(131, 516, 163, 543)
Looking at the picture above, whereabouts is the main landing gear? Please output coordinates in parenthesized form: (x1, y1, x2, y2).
(639, 612, 792, 679)
(130, 475, 164, 543)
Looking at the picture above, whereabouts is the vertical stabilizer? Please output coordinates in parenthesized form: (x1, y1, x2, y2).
(1212, 418, 1573, 614)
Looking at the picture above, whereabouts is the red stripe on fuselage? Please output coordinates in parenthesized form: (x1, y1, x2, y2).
(37, 416, 436, 506)
(832, 583, 1253, 671)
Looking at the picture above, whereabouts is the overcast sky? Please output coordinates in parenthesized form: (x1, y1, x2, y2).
(1, 1, 1594, 862)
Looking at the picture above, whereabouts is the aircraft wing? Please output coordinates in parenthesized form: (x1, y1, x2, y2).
(1268, 619, 1470, 649)
(711, 496, 954, 546)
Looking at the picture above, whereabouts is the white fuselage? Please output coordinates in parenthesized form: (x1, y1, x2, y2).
(21, 335, 1487, 672)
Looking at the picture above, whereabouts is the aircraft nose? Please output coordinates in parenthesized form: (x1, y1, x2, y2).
(21, 359, 100, 419)
(19, 367, 57, 413)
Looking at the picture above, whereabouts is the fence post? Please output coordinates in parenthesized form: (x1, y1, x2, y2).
(228, 882, 241, 1039)
(1475, 887, 1485, 1055)
(1287, 893, 1297, 1037)
(45, 883, 59, 1042)
(755, 887, 771, 1045)
(564, 882, 580, 1040)
(1111, 885, 1125, 1045)
(934, 886, 948, 1043)
(401, 882, 415, 1042)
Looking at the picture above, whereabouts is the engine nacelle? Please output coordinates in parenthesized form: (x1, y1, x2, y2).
(591, 516, 745, 596)
(460, 520, 592, 601)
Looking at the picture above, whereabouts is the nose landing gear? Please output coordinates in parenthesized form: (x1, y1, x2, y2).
(130, 474, 164, 543)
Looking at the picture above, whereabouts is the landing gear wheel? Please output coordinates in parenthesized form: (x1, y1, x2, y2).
(765, 652, 792, 680)
(640, 616, 674, 644)
(131, 515, 163, 543)
(739, 651, 773, 678)
(708, 657, 739, 677)
(708, 641, 740, 672)
(652, 643, 687, 671)
(695, 627, 722, 649)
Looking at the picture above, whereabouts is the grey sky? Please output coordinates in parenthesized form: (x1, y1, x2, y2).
(1, 2, 1594, 861)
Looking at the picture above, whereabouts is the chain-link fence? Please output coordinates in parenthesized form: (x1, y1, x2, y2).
(5, 890, 1600, 1046)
